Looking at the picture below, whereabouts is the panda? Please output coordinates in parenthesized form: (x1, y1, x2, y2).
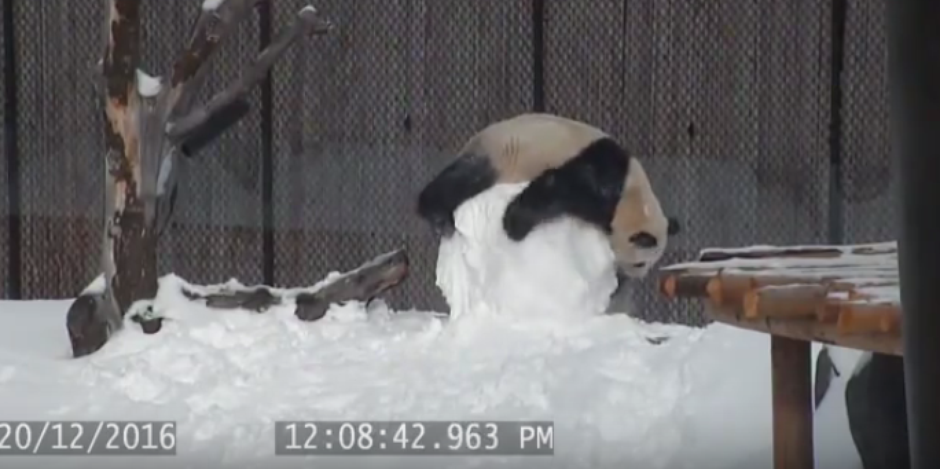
(416, 112, 680, 279)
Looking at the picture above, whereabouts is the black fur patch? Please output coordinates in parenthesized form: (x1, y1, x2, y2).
(503, 138, 629, 241)
(417, 153, 498, 237)
(845, 353, 909, 469)
(667, 217, 681, 236)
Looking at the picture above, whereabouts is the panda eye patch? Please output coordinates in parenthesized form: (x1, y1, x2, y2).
(629, 232, 658, 249)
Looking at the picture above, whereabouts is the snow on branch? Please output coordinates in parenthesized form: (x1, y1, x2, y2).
(136, 69, 163, 97)
(167, 5, 333, 141)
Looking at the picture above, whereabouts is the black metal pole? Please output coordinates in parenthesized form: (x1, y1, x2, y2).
(2, 0, 21, 299)
(886, 1, 940, 468)
(258, 1, 275, 286)
(827, 0, 847, 245)
(531, 0, 545, 112)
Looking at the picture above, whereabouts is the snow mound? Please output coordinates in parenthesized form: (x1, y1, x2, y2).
(436, 183, 618, 322)
(0, 285, 863, 468)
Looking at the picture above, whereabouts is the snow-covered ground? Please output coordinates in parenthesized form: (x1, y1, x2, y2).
(0, 185, 865, 468)
(0, 297, 863, 469)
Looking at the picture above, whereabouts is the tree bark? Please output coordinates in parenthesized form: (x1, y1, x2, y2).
(66, 0, 334, 358)
(104, 0, 159, 324)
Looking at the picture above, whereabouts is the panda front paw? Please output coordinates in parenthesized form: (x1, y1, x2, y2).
(502, 199, 537, 241)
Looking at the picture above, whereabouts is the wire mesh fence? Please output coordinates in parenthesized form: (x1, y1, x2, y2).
(1, 0, 895, 329)
(841, 0, 895, 245)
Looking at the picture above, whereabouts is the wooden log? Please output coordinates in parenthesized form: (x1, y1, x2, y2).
(699, 247, 844, 262)
(180, 249, 410, 322)
(815, 301, 843, 324)
(72, 249, 409, 340)
(850, 244, 898, 255)
(706, 305, 903, 356)
(742, 284, 829, 319)
(771, 335, 815, 469)
(698, 242, 895, 263)
(660, 272, 713, 299)
(837, 303, 902, 335)
(66, 292, 117, 358)
(295, 249, 409, 321)
(664, 270, 897, 305)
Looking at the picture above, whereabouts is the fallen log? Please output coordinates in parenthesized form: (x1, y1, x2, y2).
(67, 249, 409, 354)
(294, 249, 409, 321)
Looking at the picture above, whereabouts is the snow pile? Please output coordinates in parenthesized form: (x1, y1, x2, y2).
(436, 183, 618, 322)
(0, 294, 863, 469)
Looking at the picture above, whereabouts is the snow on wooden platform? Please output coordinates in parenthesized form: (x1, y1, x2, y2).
(658, 241, 901, 355)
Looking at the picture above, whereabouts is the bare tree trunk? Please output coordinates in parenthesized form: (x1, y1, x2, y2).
(103, 0, 159, 319)
(67, 0, 335, 358)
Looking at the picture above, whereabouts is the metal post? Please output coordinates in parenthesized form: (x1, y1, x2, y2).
(258, 0, 275, 286)
(531, 0, 544, 113)
(3, 0, 21, 299)
(886, 0, 940, 467)
(827, 0, 847, 245)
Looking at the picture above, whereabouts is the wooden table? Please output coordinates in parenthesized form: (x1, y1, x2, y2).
(658, 241, 901, 469)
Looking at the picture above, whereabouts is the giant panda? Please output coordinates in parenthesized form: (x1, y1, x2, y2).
(417, 112, 680, 279)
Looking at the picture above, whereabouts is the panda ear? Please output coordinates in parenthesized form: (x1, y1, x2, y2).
(667, 217, 681, 236)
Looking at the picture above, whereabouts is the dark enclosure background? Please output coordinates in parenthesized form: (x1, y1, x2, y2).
(1, 0, 892, 327)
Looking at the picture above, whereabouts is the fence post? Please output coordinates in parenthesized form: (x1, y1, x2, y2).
(827, 0, 847, 245)
(258, 0, 275, 286)
(887, 0, 940, 468)
(2, 0, 20, 299)
(531, 0, 544, 112)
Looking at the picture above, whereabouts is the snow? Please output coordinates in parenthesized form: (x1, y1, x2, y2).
(0, 290, 864, 468)
(135, 69, 162, 98)
(436, 183, 617, 322)
(201, 0, 226, 11)
(0, 184, 865, 468)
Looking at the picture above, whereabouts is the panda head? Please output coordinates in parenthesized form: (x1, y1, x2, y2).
(607, 157, 681, 279)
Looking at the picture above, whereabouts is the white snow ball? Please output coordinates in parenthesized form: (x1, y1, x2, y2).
(435, 183, 618, 322)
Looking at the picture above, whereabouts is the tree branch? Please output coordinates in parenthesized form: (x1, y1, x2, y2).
(135, 249, 410, 333)
(167, 5, 332, 141)
(167, 0, 263, 115)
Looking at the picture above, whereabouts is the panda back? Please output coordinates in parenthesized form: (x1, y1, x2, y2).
(475, 113, 611, 183)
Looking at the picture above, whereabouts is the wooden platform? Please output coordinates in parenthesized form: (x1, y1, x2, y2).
(657, 241, 902, 469)
(659, 241, 901, 355)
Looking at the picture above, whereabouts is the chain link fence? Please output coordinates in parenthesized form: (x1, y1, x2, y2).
(841, 0, 895, 245)
(1, 0, 895, 329)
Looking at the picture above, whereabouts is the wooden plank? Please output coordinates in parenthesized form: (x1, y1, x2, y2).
(771, 335, 814, 469)
(707, 305, 902, 356)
